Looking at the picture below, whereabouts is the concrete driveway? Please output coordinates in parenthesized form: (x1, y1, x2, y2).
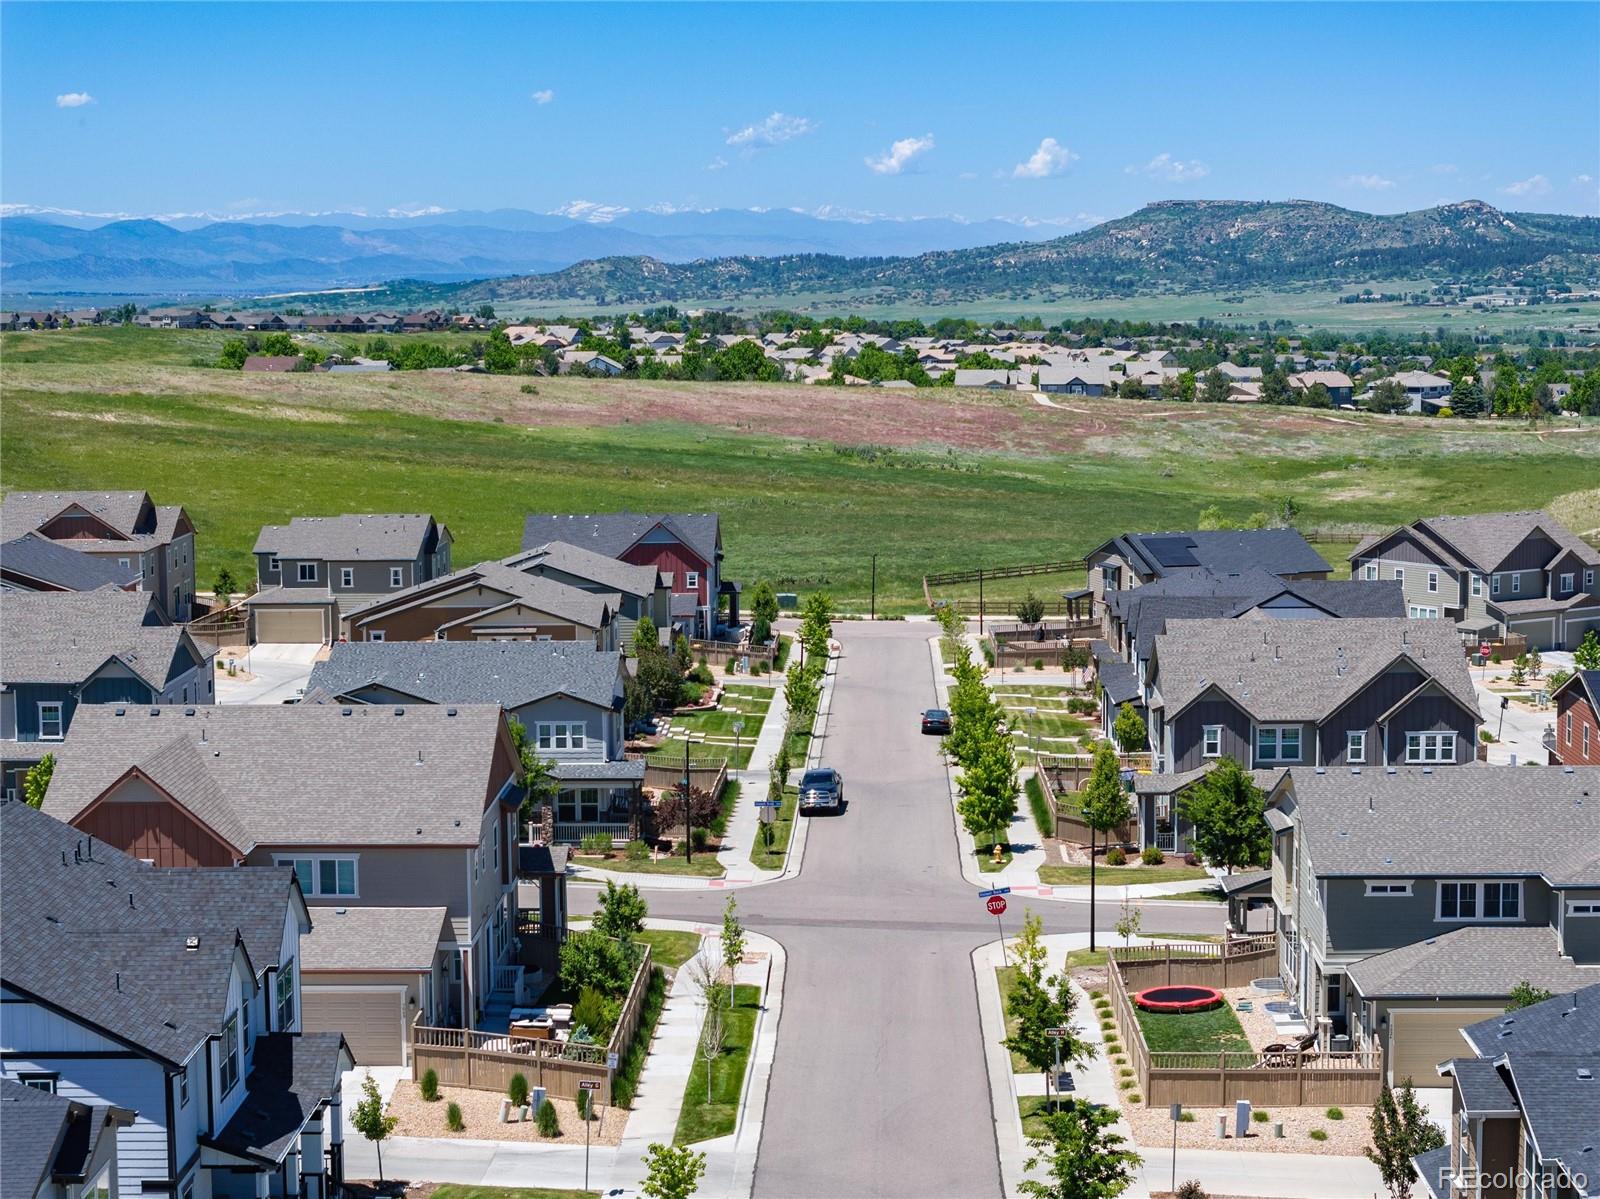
(216, 643, 322, 705)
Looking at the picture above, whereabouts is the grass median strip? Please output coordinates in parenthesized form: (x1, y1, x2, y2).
(428, 1187, 598, 1199)
(631, 930, 703, 970)
(1036, 864, 1212, 886)
(748, 784, 798, 871)
(675, 984, 762, 1145)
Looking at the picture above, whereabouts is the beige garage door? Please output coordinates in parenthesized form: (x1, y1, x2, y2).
(302, 987, 404, 1066)
(1389, 1008, 1497, 1087)
(255, 607, 325, 644)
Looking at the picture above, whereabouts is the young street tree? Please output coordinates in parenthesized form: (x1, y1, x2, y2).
(351, 1072, 399, 1184)
(23, 752, 55, 809)
(1179, 757, 1270, 873)
(956, 729, 1019, 854)
(1015, 590, 1046, 639)
(721, 895, 746, 1006)
(641, 1142, 708, 1199)
(1018, 1100, 1141, 1199)
(1111, 703, 1146, 754)
(1004, 915, 1092, 1101)
(593, 878, 648, 941)
(1078, 742, 1131, 951)
(748, 580, 780, 646)
(1365, 1080, 1445, 1199)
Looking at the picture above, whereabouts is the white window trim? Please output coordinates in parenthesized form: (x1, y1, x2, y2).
(274, 854, 360, 898)
(1406, 731, 1456, 764)
(1363, 880, 1412, 897)
(1437, 879, 1522, 923)
(1471, 573, 1483, 597)
(1512, 573, 1521, 594)
(1346, 730, 1367, 764)
(340, 567, 354, 589)
(535, 721, 587, 752)
(297, 562, 318, 583)
(1491, 574, 1501, 596)
(1202, 725, 1223, 758)
(1256, 724, 1302, 763)
(1560, 572, 1575, 594)
(368, 629, 385, 642)
(1566, 899, 1600, 917)
(1586, 570, 1596, 589)
(1408, 605, 1440, 620)
(37, 701, 65, 741)
(1393, 567, 1404, 585)
(685, 571, 699, 589)
(1427, 571, 1439, 593)
(390, 566, 404, 588)
(220, 1013, 240, 1096)
(1364, 563, 1378, 581)
(268, 556, 281, 573)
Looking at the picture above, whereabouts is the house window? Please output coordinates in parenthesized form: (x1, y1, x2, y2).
(1567, 900, 1600, 917)
(1482, 880, 1521, 920)
(1363, 563, 1378, 581)
(1585, 726, 1592, 758)
(1491, 574, 1501, 596)
(1256, 725, 1301, 763)
(1471, 573, 1483, 597)
(38, 702, 65, 740)
(368, 629, 385, 642)
(1202, 725, 1222, 758)
(1408, 605, 1439, 620)
(275, 960, 296, 1029)
(1364, 880, 1412, 896)
(1438, 880, 1521, 921)
(118, 557, 130, 569)
(390, 567, 404, 588)
(179, 1067, 189, 1107)
(685, 571, 699, 590)
(220, 1013, 240, 1096)
(275, 855, 358, 897)
(1438, 881, 1477, 920)
(17, 1073, 58, 1093)
(268, 556, 280, 573)
(1406, 732, 1455, 763)
(1427, 571, 1439, 593)
(1566, 713, 1573, 746)
(556, 788, 601, 823)
(1560, 572, 1575, 594)
(536, 722, 586, 751)
(1587, 570, 1596, 589)
(1324, 974, 1343, 1016)
(295, 562, 316, 583)
(1393, 567, 1404, 585)
(340, 567, 354, 588)
(435, 630, 447, 641)
(1512, 574, 1521, 594)
(1347, 731, 1367, 763)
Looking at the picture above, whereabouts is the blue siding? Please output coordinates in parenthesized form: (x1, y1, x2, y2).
(9, 680, 155, 742)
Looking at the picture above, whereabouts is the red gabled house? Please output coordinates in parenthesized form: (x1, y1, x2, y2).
(1550, 669, 1600, 765)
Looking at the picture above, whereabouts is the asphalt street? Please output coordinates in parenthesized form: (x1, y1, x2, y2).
(574, 621, 1222, 1198)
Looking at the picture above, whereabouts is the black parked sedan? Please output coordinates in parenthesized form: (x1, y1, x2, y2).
(921, 708, 952, 735)
(797, 767, 844, 813)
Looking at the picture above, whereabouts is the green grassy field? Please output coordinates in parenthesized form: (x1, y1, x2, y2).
(4, 337, 1598, 612)
(674, 984, 761, 1144)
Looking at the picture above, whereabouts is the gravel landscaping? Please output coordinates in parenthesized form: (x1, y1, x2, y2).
(387, 1080, 627, 1146)
(1121, 1098, 1372, 1156)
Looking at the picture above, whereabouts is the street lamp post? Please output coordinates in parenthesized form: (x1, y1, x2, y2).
(733, 719, 744, 765)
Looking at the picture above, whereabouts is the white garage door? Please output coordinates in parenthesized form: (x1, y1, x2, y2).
(302, 987, 404, 1066)
(1389, 1007, 1498, 1087)
(255, 608, 326, 644)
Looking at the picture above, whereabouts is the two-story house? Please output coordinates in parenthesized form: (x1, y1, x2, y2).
(1085, 527, 1332, 616)
(1, 591, 213, 804)
(1, 1078, 136, 1199)
(521, 511, 732, 639)
(344, 559, 618, 651)
(1390, 369, 1454, 414)
(1, 534, 142, 594)
(246, 514, 453, 645)
(0, 492, 197, 622)
(504, 541, 671, 649)
(1418, 985, 1600, 1199)
(1350, 510, 1600, 650)
(1264, 766, 1600, 1090)
(0, 802, 350, 1199)
(305, 639, 645, 845)
(40, 704, 524, 1065)
(1550, 670, 1600, 766)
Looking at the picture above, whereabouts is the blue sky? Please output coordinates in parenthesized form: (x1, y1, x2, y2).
(3, 2, 1597, 227)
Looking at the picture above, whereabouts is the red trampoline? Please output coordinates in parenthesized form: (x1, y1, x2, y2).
(1133, 985, 1224, 1013)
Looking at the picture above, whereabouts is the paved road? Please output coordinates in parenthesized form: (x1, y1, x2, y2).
(575, 622, 1221, 1197)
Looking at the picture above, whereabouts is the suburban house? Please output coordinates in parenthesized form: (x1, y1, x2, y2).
(1288, 370, 1354, 405)
(1263, 766, 1600, 1090)
(504, 540, 672, 647)
(40, 704, 525, 1065)
(0, 1078, 135, 1199)
(247, 514, 453, 644)
(1349, 510, 1600, 649)
(0, 492, 197, 622)
(1, 590, 213, 804)
(1391, 369, 1455, 414)
(1036, 363, 1118, 395)
(1086, 528, 1332, 613)
(1417, 985, 1600, 1199)
(1550, 670, 1600, 766)
(305, 640, 646, 846)
(521, 511, 733, 639)
(0, 802, 351, 1199)
(343, 558, 618, 650)
(1, 534, 141, 594)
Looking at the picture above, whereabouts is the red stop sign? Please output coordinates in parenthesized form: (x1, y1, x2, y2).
(986, 895, 1007, 916)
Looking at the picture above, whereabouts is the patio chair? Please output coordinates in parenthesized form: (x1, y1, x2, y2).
(1260, 1031, 1318, 1067)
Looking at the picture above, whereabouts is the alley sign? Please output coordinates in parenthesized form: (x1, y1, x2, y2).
(978, 887, 1010, 898)
(578, 1080, 601, 1091)
(1045, 1027, 1072, 1038)
(754, 800, 782, 808)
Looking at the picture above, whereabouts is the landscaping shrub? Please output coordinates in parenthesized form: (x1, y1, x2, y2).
(560, 929, 639, 996)
(536, 1099, 560, 1137)
(1120, 1078, 1137, 1090)
(689, 663, 715, 686)
(1105, 1039, 1121, 1053)
(1176, 1182, 1207, 1199)
(420, 1068, 439, 1102)
(1105, 846, 1127, 866)
(1178, 1112, 1195, 1124)
(1325, 1106, 1344, 1121)
(626, 839, 650, 861)
(610, 966, 667, 1107)
(1128, 1094, 1142, 1103)
(1120, 1067, 1135, 1078)
(1034, 658, 1045, 671)
(519, 383, 537, 394)
(1252, 1109, 1269, 1123)
(446, 1102, 464, 1131)
(579, 831, 611, 854)
(1309, 1129, 1328, 1142)
(1183, 852, 1201, 867)
(508, 1073, 529, 1108)
(691, 827, 710, 852)
(679, 681, 706, 705)
(1141, 846, 1165, 866)
(572, 986, 621, 1042)
(1066, 697, 1098, 715)
(1025, 775, 1055, 842)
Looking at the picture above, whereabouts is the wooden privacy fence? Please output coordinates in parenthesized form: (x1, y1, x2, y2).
(1106, 940, 1382, 1108)
(411, 944, 655, 1107)
(690, 638, 774, 672)
(638, 758, 728, 800)
(1038, 755, 1148, 846)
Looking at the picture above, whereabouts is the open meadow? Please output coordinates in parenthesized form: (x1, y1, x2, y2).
(3, 328, 1598, 612)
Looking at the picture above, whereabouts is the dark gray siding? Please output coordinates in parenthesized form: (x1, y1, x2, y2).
(1320, 667, 1425, 766)
(1499, 532, 1559, 573)
(1170, 696, 1251, 773)
(1562, 889, 1600, 964)
(1384, 692, 1477, 764)
(1326, 876, 1552, 958)
(1355, 530, 1446, 568)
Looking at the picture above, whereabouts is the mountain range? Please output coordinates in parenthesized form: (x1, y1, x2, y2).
(0, 206, 1065, 294)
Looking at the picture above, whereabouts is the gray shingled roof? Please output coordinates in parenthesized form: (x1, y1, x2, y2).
(1440, 1058, 1517, 1113)
(1412, 1144, 1451, 1199)
(1460, 983, 1600, 1057)
(1149, 617, 1476, 721)
(0, 802, 297, 1066)
(0, 491, 185, 553)
(1094, 528, 1330, 581)
(505, 541, 661, 599)
(350, 560, 614, 631)
(1, 534, 140, 591)
(1346, 925, 1596, 1000)
(0, 1080, 127, 1199)
(252, 514, 435, 561)
(43, 704, 513, 849)
(308, 640, 623, 711)
(1, 590, 199, 690)
(521, 511, 721, 564)
(551, 759, 646, 781)
(1281, 764, 1600, 885)
(299, 906, 447, 972)
(1502, 1053, 1600, 1195)
(1419, 510, 1600, 572)
(204, 1033, 349, 1162)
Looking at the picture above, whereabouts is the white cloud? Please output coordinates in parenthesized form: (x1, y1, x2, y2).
(385, 205, 448, 218)
(726, 112, 814, 148)
(1126, 153, 1209, 183)
(1430, 163, 1459, 175)
(1012, 137, 1076, 180)
(1576, 174, 1594, 186)
(55, 92, 94, 108)
(865, 134, 935, 176)
(530, 89, 554, 105)
(705, 156, 728, 172)
(1341, 173, 1396, 191)
(550, 199, 631, 223)
(1502, 174, 1552, 197)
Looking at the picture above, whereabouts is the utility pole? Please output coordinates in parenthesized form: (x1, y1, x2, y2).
(978, 569, 985, 637)
(870, 554, 878, 621)
(1088, 824, 1097, 952)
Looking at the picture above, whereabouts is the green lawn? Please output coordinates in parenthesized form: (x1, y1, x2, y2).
(581, 854, 725, 878)
(995, 966, 1029, 1072)
(1135, 1002, 1251, 1055)
(1159, 888, 1228, 903)
(4, 356, 1597, 613)
(975, 842, 1014, 872)
(644, 686, 775, 770)
(674, 984, 761, 1144)
(1037, 864, 1213, 886)
(631, 930, 703, 970)
(428, 1187, 597, 1199)
(749, 784, 798, 871)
